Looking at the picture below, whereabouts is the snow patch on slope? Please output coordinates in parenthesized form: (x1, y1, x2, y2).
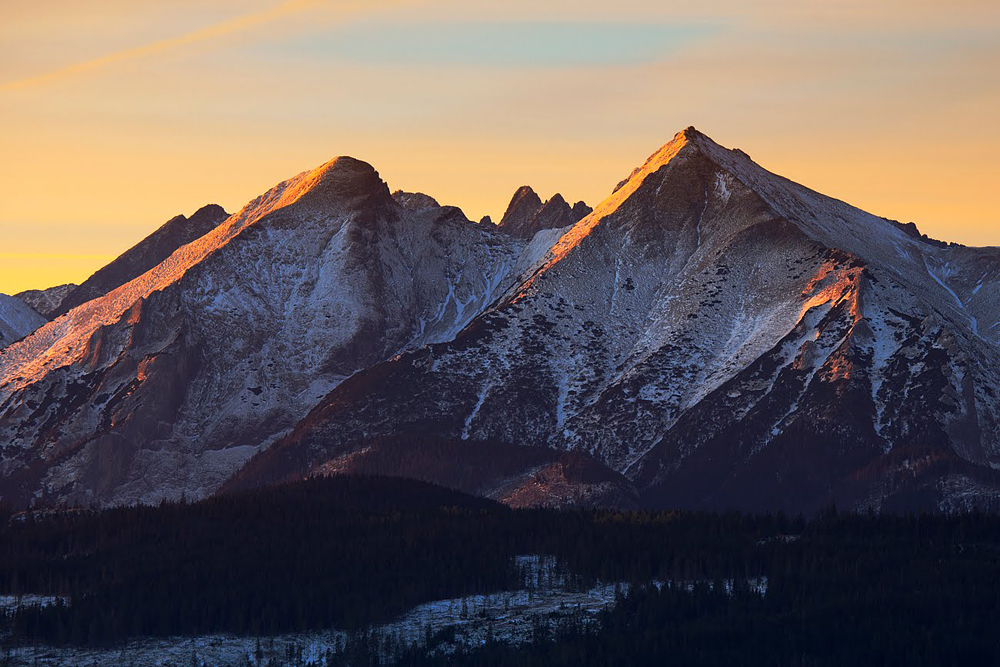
(0, 295, 46, 348)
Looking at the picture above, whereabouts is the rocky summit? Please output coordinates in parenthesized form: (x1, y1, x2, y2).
(497, 186, 591, 240)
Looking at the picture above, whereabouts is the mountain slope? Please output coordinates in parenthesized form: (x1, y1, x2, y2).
(0, 158, 551, 508)
(232, 128, 1000, 512)
(0, 295, 46, 348)
(51, 204, 229, 317)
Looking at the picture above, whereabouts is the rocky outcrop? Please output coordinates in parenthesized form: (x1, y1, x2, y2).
(572, 201, 593, 219)
(392, 190, 440, 210)
(15, 284, 76, 319)
(497, 187, 590, 240)
(886, 218, 962, 249)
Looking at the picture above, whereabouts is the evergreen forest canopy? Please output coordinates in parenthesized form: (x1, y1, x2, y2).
(0, 475, 998, 666)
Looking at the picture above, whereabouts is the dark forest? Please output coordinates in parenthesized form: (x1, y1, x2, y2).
(1, 476, 999, 665)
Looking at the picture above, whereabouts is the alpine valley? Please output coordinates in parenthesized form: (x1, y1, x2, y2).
(2, 128, 999, 513)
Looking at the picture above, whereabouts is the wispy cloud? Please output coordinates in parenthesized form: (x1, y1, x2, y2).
(0, 0, 377, 93)
(278, 21, 720, 68)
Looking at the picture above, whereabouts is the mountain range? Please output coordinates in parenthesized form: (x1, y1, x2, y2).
(2, 127, 998, 512)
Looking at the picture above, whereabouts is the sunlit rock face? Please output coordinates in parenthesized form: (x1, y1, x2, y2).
(232, 128, 1000, 514)
(0, 157, 555, 508)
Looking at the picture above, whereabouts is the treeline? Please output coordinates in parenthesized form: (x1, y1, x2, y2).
(382, 571, 1000, 667)
(0, 476, 518, 643)
(1, 475, 999, 665)
(383, 509, 1000, 667)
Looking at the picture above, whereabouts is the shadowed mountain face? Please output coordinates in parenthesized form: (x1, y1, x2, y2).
(498, 185, 542, 237)
(51, 204, 230, 317)
(3, 128, 1000, 512)
(498, 186, 591, 239)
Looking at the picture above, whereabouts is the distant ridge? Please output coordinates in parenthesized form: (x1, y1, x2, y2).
(15, 283, 76, 319)
(497, 186, 590, 239)
(53, 204, 229, 316)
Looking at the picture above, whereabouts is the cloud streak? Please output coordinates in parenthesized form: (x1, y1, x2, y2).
(0, 0, 366, 93)
(278, 21, 719, 68)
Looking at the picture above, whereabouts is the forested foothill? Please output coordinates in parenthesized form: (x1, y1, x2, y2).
(1, 475, 998, 666)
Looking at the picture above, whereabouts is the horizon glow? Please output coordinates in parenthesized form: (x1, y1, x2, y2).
(1, 0, 998, 294)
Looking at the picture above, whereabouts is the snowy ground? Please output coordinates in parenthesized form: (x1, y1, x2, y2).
(0, 556, 766, 666)
(0, 556, 617, 666)
(0, 595, 62, 612)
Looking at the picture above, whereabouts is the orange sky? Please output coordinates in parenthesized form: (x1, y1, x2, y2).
(1, 0, 998, 294)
